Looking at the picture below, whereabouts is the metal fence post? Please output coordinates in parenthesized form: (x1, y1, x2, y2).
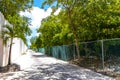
(101, 40, 105, 69)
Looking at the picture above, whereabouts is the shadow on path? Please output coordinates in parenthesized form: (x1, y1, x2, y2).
(27, 63, 114, 80)
(32, 55, 47, 58)
(0, 51, 115, 80)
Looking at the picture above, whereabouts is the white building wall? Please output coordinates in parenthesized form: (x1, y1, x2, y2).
(11, 38, 27, 62)
(0, 39, 4, 66)
(11, 38, 21, 62)
(2, 42, 9, 66)
(0, 12, 5, 66)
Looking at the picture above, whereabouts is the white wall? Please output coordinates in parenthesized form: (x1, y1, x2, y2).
(2, 42, 9, 66)
(11, 38, 27, 62)
(0, 12, 5, 66)
(0, 39, 4, 66)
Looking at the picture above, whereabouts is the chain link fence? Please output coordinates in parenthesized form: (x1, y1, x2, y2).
(38, 38, 120, 72)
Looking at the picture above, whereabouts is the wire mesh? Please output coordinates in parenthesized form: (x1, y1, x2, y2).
(38, 38, 120, 71)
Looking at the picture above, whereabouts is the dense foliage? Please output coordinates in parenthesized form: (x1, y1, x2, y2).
(31, 0, 120, 59)
(0, 0, 33, 19)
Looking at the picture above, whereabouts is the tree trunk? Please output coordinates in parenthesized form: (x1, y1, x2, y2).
(8, 38, 13, 65)
(67, 8, 80, 61)
(71, 26, 80, 61)
(75, 38, 80, 60)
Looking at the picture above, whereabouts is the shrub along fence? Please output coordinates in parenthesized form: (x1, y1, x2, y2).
(38, 38, 120, 71)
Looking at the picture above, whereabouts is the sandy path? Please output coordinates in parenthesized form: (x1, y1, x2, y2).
(0, 50, 115, 80)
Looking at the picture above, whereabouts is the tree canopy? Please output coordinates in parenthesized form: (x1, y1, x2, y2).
(0, 0, 33, 19)
(40, 0, 120, 41)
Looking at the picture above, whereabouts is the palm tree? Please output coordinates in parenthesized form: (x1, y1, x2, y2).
(2, 25, 27, 65)
(1, 15, 31, 65)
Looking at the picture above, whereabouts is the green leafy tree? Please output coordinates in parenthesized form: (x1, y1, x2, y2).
(42, 0, 82, 60)
(81, 0, 120, 40)
(41, 0, 120, 60)
(38, 15, 62, 47)
(0, 0, 33, 19)
(30, 35, 43, 51)
(35, 35, 42, 50)
(30, 37, 37, 50)
(37, 14, 74, 47)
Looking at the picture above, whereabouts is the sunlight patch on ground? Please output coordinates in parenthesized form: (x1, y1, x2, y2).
(13, 50, 34, 70)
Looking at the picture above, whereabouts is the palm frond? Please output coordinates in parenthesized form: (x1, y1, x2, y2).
(2, 36, 10, 45)
(3, 25, 13, 34)
(1, 25, 14, 45)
